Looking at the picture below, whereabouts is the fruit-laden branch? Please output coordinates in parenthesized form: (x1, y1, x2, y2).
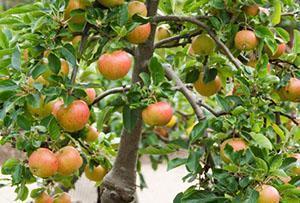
(100, 1, 160, 203)
(163, 64, 205, 120)
(152, 15, 243, 69)
(91, 86, 131, 106)
(154, 30, 202, 48)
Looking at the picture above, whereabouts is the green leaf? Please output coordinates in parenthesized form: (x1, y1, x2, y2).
(30, 188, 45, 198)
(250, 133, 273, 150)
(48, 53, 61, 74)
(149, 57, 165, 85)
(271, 0, 281, 25)
(271, 123, 285, 141)
(254, 157, 268, 173)
(255, 26, 274, 40)
(275, 27, 290, 43)
(139, 144, 180, 155)
(186, 150, 202, 173)
(11, 47, 21, 71)
(293, 30, 300, 54)
(0, 30, 9, 49)
(1, 4, 40, 15)
(123, 105, 139, 132)
(48, 117, 60, 140)
(16, 115, 32, 130)
(1, 159, 19, 175)
(60, 47, 76, 66)
(203, 68, 218, 83)
(31, 64, 47, 79)
(15, 184, 29, 201)
(167, 158, 187, 171)
(190, 120, 208, 143)
(185, 69, 200, 83)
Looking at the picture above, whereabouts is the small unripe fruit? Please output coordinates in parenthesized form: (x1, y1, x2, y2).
(60, 60, 69, 76)
(56, 146, 83, 176)
(165, 115, 177, 128)
(154, 127, 168, 138)
(191, 34, 216, 55)
(98, 50, 132, 80)
(142, 102, 173, 126)
(257, 185, 280, 203)
(29, 148, 58, 178)
(85, 126, 99, 142)
(51, 100, 64, 118)
(53, 193, 71, 203)
(243, 4, 259, 16)
(155, 26, 172, 41)
(266, 43, 286, 59)
(56, 100, 90, 132)
(194, 73, 222, 97)
(84, 88, 96, 104)
(98, 0, 124, 8)
(128, 1, 147, 18)
(220, 138, 247, 163)
(127, 23, 151, 44)
(35, 192, 53, 203)
(27, 97, 54, 119)
(234, 30, 258, 51)
(279, 77, 300, 102)
(84, 165, 107, 182)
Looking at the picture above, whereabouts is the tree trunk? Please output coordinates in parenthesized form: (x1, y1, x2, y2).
(100, 1, 159, 202)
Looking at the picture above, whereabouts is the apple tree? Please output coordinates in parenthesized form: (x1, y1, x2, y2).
(0, 0, 300, 203)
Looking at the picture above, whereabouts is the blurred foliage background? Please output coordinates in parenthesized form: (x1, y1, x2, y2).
(0, 0, 33, 10)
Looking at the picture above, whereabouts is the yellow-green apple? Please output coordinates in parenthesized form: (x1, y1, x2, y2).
(56, 100, 90, 132)
(128, 1, 147, 18)
(191, 34, 216, 55)
(142, 102, 173, 126)
(194, 73, 222, 97)
(27, 97, 54, 119)
(98, 50, 132, 80)
(84, 165, 107, 182)
(56, 146, 83, 176)
(29, 148, 58, 178)
(98, 0, 124, 8)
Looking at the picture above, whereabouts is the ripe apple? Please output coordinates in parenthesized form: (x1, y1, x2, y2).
(35, 192, 53, 203)
(84, 88, 96, 104)
(51, 100, 64, 118)
(60, 60, 69, 76)
(98, 0, 124, 8)
(154, 127, 169, 138)
(142, 101, 173, 126)
(243, 4, 259, 16)
(266, 43, 286, 59)
(85, 125, 99, 142)
(191, 34, 216, 55)
(127, 23, 151, 44)
(56, 100, 90, 132)
(53, 193, 71, 203)
(220, 138, 247, 163)
(279, 77, 300, 102)
(56, 146, 83, 176)
(27, 97, 54, 119)
(64, 0, 90, 24)
(29, 148, 58, 178)
(98, 50, 132, 80)
(234, 30, 258, 51)
(165, 115, 177, 128)
(290, 153, 300, 175)
(84, 165, 107, 182)
(194, 73, 222, 97)
(257, 184, 280, 203)
(128, 1, 147, 19)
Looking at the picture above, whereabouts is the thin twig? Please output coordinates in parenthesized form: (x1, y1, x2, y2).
(197, 100, 228, 117)
(276, 111, 299, 125)
(91, 86, 130, 105)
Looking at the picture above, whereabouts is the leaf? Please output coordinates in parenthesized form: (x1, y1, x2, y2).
(255, 26, 274, 40)
(123, 105, 139, 132)
(149, 57, 165, 85)
(1, 4, 40, 15)
(275, 27, 290, 43)
(167, 158, 187, 171)
(139, 72, 151, 86)
(293, 30, 300, 54)
(203, 68, 218, 83)
(11, 46, 21, 71)
(271, 123, 285, 141)
(0, 30, 9, 49)
(185, 69, 200, 83)
(16, 115, 32, 130)
(271, 0, 281, 25)
(48, 117, 60, 140)
(48, 53, 61, 74)
(186, 150, 202, 173)
(31, 64, 47, 79)
(190, 120, 208, 143)
(30, 188, 45, 198)
(15, 184, 29, 201)
(215, 95, 230, 112)
(250, 133, 273, 150)
(139, 144, 180, 155)
(254, 157, 268, 173)
(1, 159, 19, 175)
(60, 47, 76, 66)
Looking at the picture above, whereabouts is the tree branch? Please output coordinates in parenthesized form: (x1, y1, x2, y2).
(197, 100, 228, 117)
(276, 111, 299, 125)
(152, 15, 242, 69)
(91, 86, 130, 106)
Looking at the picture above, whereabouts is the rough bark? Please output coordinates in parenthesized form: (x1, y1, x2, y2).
(100, 1, 159, 203)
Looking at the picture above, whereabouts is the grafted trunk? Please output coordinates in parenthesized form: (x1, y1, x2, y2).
(100, 1, 159, 202)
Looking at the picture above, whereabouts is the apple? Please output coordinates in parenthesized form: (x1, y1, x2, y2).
(35, 192, 53, 203)
(155, 25, 172, 41)
(291, 153, 300, 175)
(27, 96, 54, 119)
(53, 193, 71, 203)
(154, 127, 168, 138)
(29, 148, 58, 178)
(279, 77, 300, 102)
(191, 34, 216, 55)
(84, 88, 96, 104)
(60, 60, 69, 76)
(98, 0, 124, 8)
(243, 4, 259, 16)
(56, 146, 83, 176)
(142, 101, 173, 126)
(72, 35, 82, 46)
(127, 23, 151, 44)
(257, 185, 280, 203)
(84, 165, 107, 182)
(165, 115, 177, 128)
(56, 100, 90, 132)
(220, 138, 247, 163)
(246, 60, 271, 73)
(194, 73, 222, 97)
(64, 0, 90, 24)
(98, 50, 132, 80)
(188, 45, 195, 56)
(51, 100, 64, 118)
(266, 43, 286, 59)
(128, 1, 147, 19)
(85, 125, 99, 142)
(234, 30, 258, 51)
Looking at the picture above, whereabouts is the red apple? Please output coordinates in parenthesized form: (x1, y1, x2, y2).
(127, 23, 151, 44)
(85, 88, 96, 104)
(98, 50, 132, 80)
(51, 100, 64, 118)
(56, 146, 83, 176)
(29, 148, 58, 178)
(194, 73, 222, 97)
(279, 77, 300, 102)
(56, 100, 90, 132)
(53, 193, 71, 203)
(257, 185, 280, 203)
(142, 102, 173, 126)
(220, 138, 247, 163)
(35, 192, 53, 203)
(234, 30, 258, 51)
